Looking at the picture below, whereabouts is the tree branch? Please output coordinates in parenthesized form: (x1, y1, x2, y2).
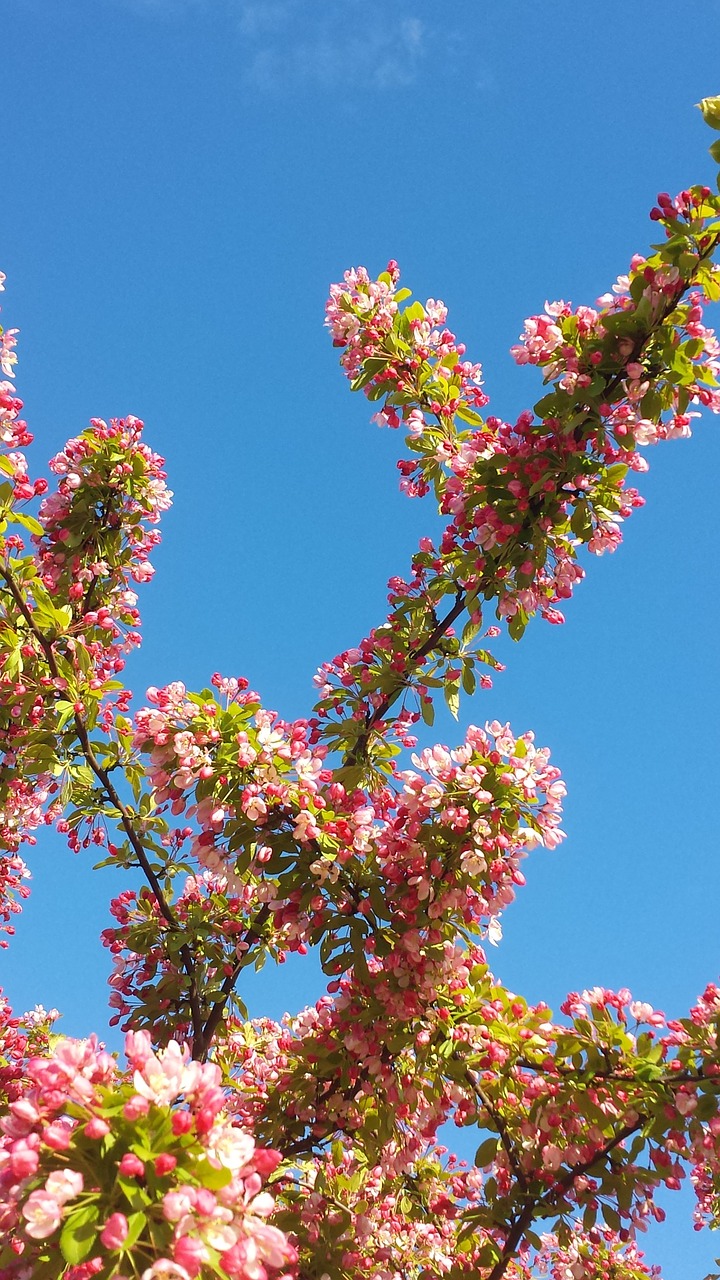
(196, 904, 273, 1058)
(0, 562, 205, 1051)
(343, 587, 467, 768)
(464, 1066, 529, 1192)
(485, 1118, 645, 1280)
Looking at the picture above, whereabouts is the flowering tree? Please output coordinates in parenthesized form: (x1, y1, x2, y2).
(2, 100, 720, 1280)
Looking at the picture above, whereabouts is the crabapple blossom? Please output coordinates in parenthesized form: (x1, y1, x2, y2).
(0, 1030, 294, 1279)
(3, 95, 720, 1280)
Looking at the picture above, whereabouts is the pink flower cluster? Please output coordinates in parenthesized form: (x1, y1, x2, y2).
(0, 854, 30, 948)
(320, 188, 720, 751)
(326, 261, 489, 461)
(0, 312, 172, 863)
(511, 277, 720, 445)
(0, 383, 31, 452)
(2, 156, 720, 1280)
(226, 962, 718, 1276)
(103, 870, 270, 1038)
(112, 689, 564, 1030)
(0, 1030, 295, 1280)
(326, 263, 400, 380)
(0, 995, 57, 1110)
(35, 416, 171, 670)
(284, 1141, 488, 1277)
(535, 1226, 660, 1279)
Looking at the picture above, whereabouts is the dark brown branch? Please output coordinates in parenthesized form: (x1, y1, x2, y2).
(344, 587, 467, 768)
(486, 1118, 645, 1280)
(464, 1066, 529, 1192)
(196, 904, 273, 1057)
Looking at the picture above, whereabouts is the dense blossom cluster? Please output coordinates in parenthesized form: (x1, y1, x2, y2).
(102, 697, 564, 1045)
(219, 962, 720, 1278)
(37, 417, 170, 643)
(0, 996, 58, 1111)
(0, 269, 172, 863)
(0, 408, 171, 852)
(534, 1228, 660, 1280)
(2, 100, 720, 1280)
(0, 853, 30, 946)
(319, 185, 720, 774)
(0, 1029, 294, 1280)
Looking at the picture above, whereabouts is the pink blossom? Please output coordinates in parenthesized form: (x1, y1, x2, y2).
(9, 1137, 39, 1177)
(133, 1040, 191, 1106)
(45, 1169, 84, 1203)
(101, 1212, 129, 1248)
(84, 1116, 111, 1139)
(21, 1189, 62, 1238)
(119, 1152, 145, 1178)
(163, 1189, 195, 1222)
(42, 1119, 73, 1150)
(141, 1264, 192, 1280)
(173, 1235, 209, 1276)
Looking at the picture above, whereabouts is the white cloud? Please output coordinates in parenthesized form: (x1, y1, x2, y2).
(110, 0, 441, 94)
(237, 3, 428, 93)
(401, 17, 423, 53)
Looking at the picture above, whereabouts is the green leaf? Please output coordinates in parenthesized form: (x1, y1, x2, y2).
(445, 684, 460, 719)
(117, 1175, 152, 1209)
(461, 619, 480, 645)
(461, 665, 476, 696)
(196, 1160, 233, 1190)
(59, 1205, 99, 1266)
(12, 511, 44, 535)
(475, 1136, 499, 1166)
(699, 96, 720, 132)
(507, 612, 527, 642)
(601, 1203, 621, 1232)
(122, 1211, 148, 1252)
(570, 502, 592, 539)
(54, 700, 77, 731)
(456, 405, 484, 427)
(351, 357, 388, 392)
(3, 648, 21, 679)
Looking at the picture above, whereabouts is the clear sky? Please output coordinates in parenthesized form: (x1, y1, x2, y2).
(2, 2, 720, 1274)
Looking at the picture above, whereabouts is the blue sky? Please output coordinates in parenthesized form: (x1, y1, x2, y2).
(2, 1, 720, 1273)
